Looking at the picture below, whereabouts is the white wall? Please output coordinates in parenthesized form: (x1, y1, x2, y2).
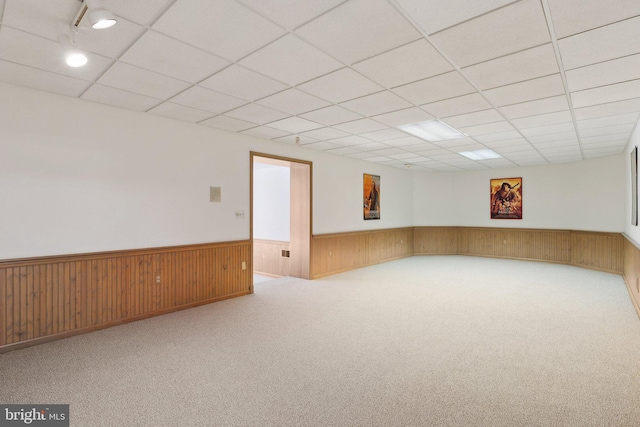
(414, 153, 626, 232)
(253, 164, 290, 241)
(0, 82, 415, 259)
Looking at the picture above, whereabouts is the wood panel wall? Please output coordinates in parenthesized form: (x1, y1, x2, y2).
(253, 239, 290, 277)
(622, 236, 640, 320)
(311, 228, 414, 278)
(0, 241, 251, 352)
(313, 227, 623, 278)
(458, 227, 572, 265)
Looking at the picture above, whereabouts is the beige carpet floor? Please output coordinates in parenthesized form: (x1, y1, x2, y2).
(1, 256, 640, 426)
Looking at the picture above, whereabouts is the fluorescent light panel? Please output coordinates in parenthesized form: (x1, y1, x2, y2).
(458, 149, 502, 160)
(398, 120, 465, 142)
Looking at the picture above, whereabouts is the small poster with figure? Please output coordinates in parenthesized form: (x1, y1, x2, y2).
(490, 178, 522, 219)
(364, 174, 380, 220)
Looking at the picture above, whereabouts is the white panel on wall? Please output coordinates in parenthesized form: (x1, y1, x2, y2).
(253, 164, 290, 241)
(625, 123, 640, 243)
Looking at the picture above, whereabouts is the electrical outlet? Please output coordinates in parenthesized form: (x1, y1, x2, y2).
(242, 261, 246, 271)
(156, 275, 161, 283)
(235, 210, 246, 219)
(329, 250, 332, 256)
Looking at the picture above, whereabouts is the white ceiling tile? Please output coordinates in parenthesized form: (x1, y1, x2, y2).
(299, 127, 350, 141)
(441, 109, 504, 128)
(241, 126, 291, 139)
(147, 102, 214, 123)
(484, 138, 531, 148)
(581, 134, 630, 145)
(347, 151, 381, 159)
(340, 91, 412, 117)
(108, 0, 176, 26)
(97, 62, 190, 99)
(511, 111, 573, 130)
(558, 16, 640, 70)
(266, 117, 324, 133)
(530, 139, 579, 149)
(361, 156, 393, 163)
(0, 59, 92, 98)
(256, 88, 330, 115)
(298, 105, 363, 126)
(372, 108, 434, 127)
(526, 131, 578, 143)
(430, 136, 480, 148)
(334, 118, 388, 134)
(239, 34, 343, 86)
(430, 0, 550, 67)
(459, 121, 515, 136)
(473, 130, 523, 142)
(199, 115, 256, 132)
(421, 93, 492, 118)
(237, 0, 345, 30)
(302, 141, 342, 151)
(483, 74, 565, 107)
(566, 53, 640, 93)
(547, 155, 583, 163)
(493, 143, 536, 154)
(576, 113, 639, 130)
(579, 123, 634, 138)
(573, 98, 640, 121)
(352, 39, 454, 88)
(570, 79, 640, 108)
(325, 146, 362, 156)
(547, 0, 640, 39)
(297, 68, 383, 104)
(360, 129, 408, 142)
(462, 44, 559, 90)
(296, 0, 421, 64)
(2, 0, 85, 41)
(170, 86, 247, 114)
(393, 71, 476, 105)
(81, 84, 161, 111)
(199, 65, 288, 101)
(583, 149, 625, 159)
(330, 136, 376, 147)
(0, 26, 114, 81)
(368, 147, 407, 156)
(538, 146, 582, 155)
(386, 137, 438, 149)
(223, 103, 288, 124)
(499, 96, 570, 119)
(519, 122, 576, 137)
(119, 31, 229, 84)
(152, 0, 285, 61)
(393, 0, 516, 35)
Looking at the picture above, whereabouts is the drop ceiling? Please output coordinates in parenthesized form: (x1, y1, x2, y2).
(1, 0, 639, 171)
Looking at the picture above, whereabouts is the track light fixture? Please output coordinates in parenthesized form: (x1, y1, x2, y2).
(85, 0, 117, 29)
(58, 33, 88, 67)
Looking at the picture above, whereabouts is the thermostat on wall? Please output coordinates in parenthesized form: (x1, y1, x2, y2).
(210, 186, 221, 203)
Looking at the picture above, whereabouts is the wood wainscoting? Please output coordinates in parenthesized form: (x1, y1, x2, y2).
(622, 236, 640, 320)
(311, 228, 414, 278)
(0, 240, 251, 352)
(253, 239, 290, 277)
(314, 227, 624, 279)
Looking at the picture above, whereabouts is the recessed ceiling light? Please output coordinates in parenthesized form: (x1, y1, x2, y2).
(458, 149, 502, 160)
(398, 120, 465, 142)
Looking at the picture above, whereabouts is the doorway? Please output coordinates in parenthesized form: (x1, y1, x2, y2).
(250, 152, 312, 285)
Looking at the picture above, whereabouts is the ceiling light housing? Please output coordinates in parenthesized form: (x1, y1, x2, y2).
(398, 120, 465, 142)
(458, 149, 502, 160)
(85, 0, 117, 29)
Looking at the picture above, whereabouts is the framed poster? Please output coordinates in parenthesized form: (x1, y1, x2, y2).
(363, 174, 380, 220)
(490, 177, 522, 219)
(632, 147, 638, 226)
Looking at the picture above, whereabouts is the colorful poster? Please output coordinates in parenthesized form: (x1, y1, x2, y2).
(490, 177, 522, 219)
(364, 174, 380, 220)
